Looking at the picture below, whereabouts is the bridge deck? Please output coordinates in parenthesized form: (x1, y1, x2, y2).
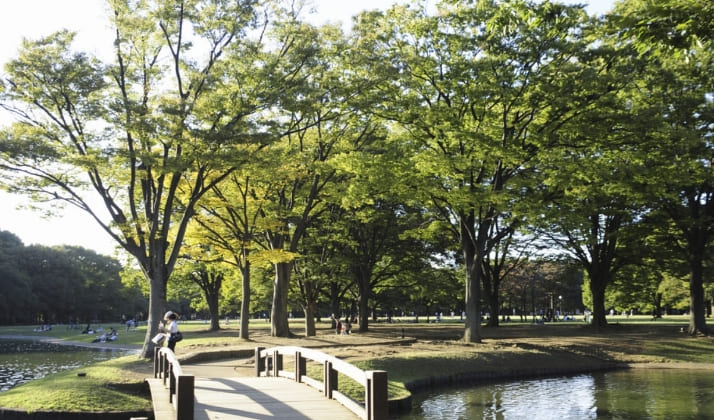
(150, 358, 359, 420)
(192, 376, 359, 420)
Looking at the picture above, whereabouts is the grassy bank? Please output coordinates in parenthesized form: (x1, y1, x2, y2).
(1, 315, 711, 414)
(0, 356, 151, 413)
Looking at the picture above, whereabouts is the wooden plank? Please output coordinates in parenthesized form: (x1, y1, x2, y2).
(145, 378, 176, 420)
(192, 377, 359, 420)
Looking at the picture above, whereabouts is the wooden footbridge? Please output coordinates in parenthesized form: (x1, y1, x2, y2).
(144, 346, 388, 420)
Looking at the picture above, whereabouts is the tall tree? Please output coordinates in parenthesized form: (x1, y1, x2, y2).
(0, 0, 306, 357)
(537, 95, 650, 328)
(191, 171, 268, 339)
(638, 61, 714, 334)
(341, 201, 423, 332)
(289, 203, 346, 336)
(482, 219, 534, 327)
(356, 1, 613, 342)
(172, 242, 228, 332)
(254, 19, 381, 337)
(611, 0, 714, 335)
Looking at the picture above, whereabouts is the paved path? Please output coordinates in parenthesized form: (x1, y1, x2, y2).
(177, 360, 359, 420)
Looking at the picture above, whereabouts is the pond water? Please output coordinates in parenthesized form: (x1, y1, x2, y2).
(0, 339, 135, 392)
(399, 369, 714, 419)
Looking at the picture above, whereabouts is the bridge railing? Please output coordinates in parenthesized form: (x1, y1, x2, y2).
(255, 346, 388, 420)
(153, 347, 194, 420)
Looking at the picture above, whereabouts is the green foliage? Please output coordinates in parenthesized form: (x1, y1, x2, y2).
(611, 0, 714, 54)
(0, 0, 302, 354)
(1, 0, 713, 338)
(657, 274, 689, 312)
(609, 1, 714, 332)
(0, 230, 138, 324)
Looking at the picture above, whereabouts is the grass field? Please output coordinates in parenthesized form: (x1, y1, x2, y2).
(0, 314, 708, 414)
(0, 313, 692, 343)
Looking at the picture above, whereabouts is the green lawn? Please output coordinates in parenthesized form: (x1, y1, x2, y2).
(0, 314, 701, 414)
(0, 355, 152, 413)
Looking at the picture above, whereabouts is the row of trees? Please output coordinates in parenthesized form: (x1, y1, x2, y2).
(0, 231, 145, 325)
(171, 253, 591, 326)
(0, 219, 693, 330)
(1, 0, 712, 356)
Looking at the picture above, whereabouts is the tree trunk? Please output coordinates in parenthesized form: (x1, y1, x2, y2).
(239, 261, 251, 340)
(358, 291, 370, 333)
(140, 269, 168, 359)
(303, 301, 316, 336)
(297, 276, 319, 337)
(329, 282, 340, 323)
(270, 262, 291, 337)
(588, 271, 608, 329)
(652, 292, 662, 318)
(486, 292, 500, 327)
(461, 216, 482, 343)
(463, 261, 481, 341)
(206, 290, 220, 331)
(688, 258, 708, 335)
(483, 273, 500, 327)
(356, 267, 371, 332)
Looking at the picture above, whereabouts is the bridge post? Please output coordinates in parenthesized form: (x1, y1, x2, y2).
(323, 360, 338, 398)
(153, 347, 161, 378)
(272, 349, 283, 377)
(176, 374, 194, 420)
(366, 370, 388, 420)
(255, 347, 265, 377)
(295, 351, 306, 383)
(169, 364, 176, 402)
(164, 356, 172, 386)
(162, 352, 170, 385)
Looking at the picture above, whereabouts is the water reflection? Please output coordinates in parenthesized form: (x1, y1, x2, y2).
(410, 375, 597, 420)
(402, 369, 714, 419)
(592, 369, 714, 419)
(0, 339, 133, 392)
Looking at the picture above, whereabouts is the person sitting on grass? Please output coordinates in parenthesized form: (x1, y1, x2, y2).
(107, 328, 118, 341)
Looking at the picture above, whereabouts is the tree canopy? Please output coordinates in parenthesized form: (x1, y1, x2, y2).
(1, 0, 712, 345)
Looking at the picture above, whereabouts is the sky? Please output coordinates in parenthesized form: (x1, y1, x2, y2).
(0, 0, 616, 256)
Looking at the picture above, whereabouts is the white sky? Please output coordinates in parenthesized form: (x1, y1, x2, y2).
(0, 0, 616, 256)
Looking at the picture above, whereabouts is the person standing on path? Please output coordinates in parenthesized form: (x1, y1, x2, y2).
(163, 311, 181, 352)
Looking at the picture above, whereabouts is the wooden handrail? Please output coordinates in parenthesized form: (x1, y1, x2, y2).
(255, 346, 388, 420)
(153, 347, 194, 420)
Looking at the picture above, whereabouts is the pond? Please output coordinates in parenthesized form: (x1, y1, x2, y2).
(399, 369, 714, 419)
(0, 339, 136, 392)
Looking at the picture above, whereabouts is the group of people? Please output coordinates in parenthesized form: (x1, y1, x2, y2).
(91, 327, 118, 343)
(32, 312, 181, 351)
(331, 314, 352, 335)
(73, 311, 181, 350)
(32, 324, 52, 332)
(81, 324, 103, 334)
